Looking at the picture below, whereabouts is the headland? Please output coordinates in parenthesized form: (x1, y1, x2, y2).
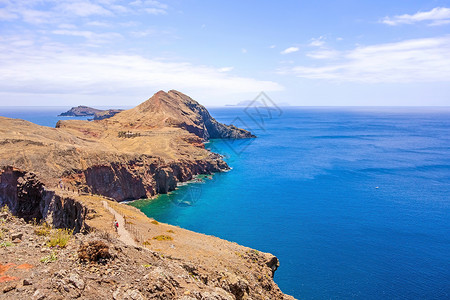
(0, 90, 293, 299)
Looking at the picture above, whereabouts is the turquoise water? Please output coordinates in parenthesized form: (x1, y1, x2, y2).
(2, 106, 449, 299)
(130, 107, 450, 299)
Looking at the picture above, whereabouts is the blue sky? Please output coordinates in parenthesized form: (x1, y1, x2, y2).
(1, 0, 449, 106)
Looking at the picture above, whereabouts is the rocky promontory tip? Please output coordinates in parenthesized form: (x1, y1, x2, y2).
(58, 106, 123, 120)
(58, 105, 103, 116)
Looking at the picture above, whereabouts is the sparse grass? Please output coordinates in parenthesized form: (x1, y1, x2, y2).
(151, 220, 159, 225)
(0, 241, 12, 248)
(152, 235, 173, 241)
(142, 264, 152, 268)
(34, 222, 51, 236)
(1, 205, 10, 214)
(47, 228, 73, 248)
(40, 251, 57, 263)
(143, 240, 151, 246)
(166, 229, 175, 233)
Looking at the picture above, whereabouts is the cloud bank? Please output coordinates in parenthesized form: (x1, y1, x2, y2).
(381, 7, 450, 26)
(284, 36, 450, 83)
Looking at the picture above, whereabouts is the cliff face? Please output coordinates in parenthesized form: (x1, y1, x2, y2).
(93, 109, 123, 120)
(0, 166, 88, 233)
(58, 106, 103, 116)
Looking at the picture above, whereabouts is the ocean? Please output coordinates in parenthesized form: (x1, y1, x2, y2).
(1, 106, 449, 299)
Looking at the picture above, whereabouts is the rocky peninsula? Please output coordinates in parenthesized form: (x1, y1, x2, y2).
(58, 106, 123, 120)
(0, 90, 294, 299)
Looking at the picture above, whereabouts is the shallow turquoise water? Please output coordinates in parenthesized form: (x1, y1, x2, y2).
(2, 106, 449, 299)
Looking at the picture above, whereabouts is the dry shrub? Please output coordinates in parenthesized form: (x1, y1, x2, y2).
(152, 235, 173, 241)
(78, 240, 111, 263)
(47, 228, 73, 248)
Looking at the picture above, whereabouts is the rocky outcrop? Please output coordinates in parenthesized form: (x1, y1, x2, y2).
(170, 90, 256, 140)
(0, 166, 89, 233)
(115, 90, 256, 141)
(59, 106, 123, 120)
(93, 109, 123, 120)
(0, 210, 296, 299)
(78, 158, 229, 201)
(58, 106, 103, 117)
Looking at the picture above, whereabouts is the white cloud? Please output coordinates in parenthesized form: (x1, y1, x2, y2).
(58, 23, 78, 29)
(281, 47, 299, 54)
(131, 0, 168, 15)
(0, 41, 283, 104)
(131, 29, 157, 38)
(85, 21, 111, 27)
(51, 29, 122, 43)
(309, 36, 325, 47)
(285, 36, 450, 83)
(241, 48, 247, 54)
(21, 9, 54, 24)
(381, 7, 450, 26)
(218, 67, 234, 72)
(306, 49, 339, 60)
(0, 8, 18, 21)
(0, 0, 169, 25)
(57, 2, 112, 17)
(144, 8, 166, 15)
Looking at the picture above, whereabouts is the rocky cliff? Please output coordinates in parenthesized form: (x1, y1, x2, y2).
(0, 167, 89, 233)
(58, 106, 103, 117)
(93, 109, 123, 120)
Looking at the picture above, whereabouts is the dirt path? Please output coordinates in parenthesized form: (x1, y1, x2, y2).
(102, 201, 137, 247)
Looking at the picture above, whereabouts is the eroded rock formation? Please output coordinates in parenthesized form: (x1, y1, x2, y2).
(0, 167, 88, 232)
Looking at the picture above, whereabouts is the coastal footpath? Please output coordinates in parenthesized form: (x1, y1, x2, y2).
(0, 90, 294, 299)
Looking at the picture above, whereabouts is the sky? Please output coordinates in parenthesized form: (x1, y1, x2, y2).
(0, 0, 450, 107)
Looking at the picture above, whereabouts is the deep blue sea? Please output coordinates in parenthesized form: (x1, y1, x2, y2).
(1, 106, 449, 299)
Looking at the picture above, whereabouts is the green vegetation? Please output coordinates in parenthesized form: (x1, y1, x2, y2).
(143, 240, 151, 246)
(151, 220, 159, 225)
(47, 228, 73, 248)
(1, 205, 10, 214)
(152, 235, 173, 241)
(34, 222, 51, 236)
(166, 229, 175, 233)
(0, 241, 12, 248)
(40, 251, 57, 263)
(142, 264, 152, 268)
